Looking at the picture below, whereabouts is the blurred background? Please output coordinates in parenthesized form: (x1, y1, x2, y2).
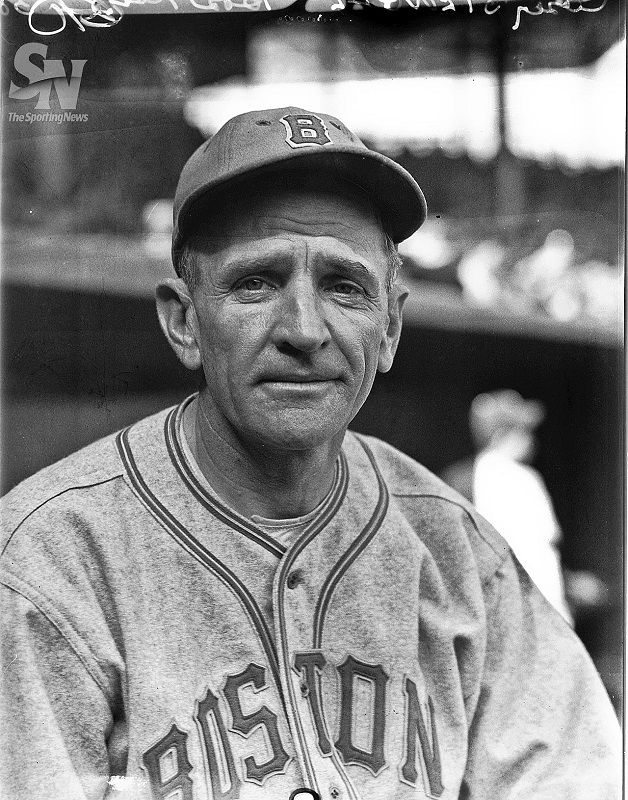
(1, 0, 624, 713)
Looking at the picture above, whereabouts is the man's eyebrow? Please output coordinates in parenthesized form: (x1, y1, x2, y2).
(217, 251, 382, 289)
(218, 253, 286, 275)
(321, 256, 381, 288)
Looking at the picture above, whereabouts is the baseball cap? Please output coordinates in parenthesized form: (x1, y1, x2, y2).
(172, 107, 427, 263)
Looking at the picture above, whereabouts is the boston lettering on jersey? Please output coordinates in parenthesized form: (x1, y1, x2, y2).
(142, 654, 444, 799)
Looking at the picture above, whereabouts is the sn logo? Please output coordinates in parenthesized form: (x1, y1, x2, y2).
(9, 43, 86, 110)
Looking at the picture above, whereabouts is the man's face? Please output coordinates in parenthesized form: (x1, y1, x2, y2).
(170, 179, 405, 453)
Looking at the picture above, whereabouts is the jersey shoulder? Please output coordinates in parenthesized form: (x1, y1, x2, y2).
(1, 404, 174, 548)
(346, 431, 510, 583)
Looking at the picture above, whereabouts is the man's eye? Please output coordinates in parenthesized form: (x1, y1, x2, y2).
(331, 281, 361, 295)
(237, 277, 271, 292)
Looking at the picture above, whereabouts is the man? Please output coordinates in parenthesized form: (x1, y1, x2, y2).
(442, 390, 573, 623)
(0, 108, 620, 800)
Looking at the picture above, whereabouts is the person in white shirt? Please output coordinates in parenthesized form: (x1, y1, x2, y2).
(443, 390, 572, 622)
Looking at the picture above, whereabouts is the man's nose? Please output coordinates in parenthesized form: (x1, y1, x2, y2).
(272, 279, 331, 354)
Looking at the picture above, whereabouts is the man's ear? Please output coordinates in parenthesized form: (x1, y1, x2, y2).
(378, 283, 408, 373)
(155, 278, 202, 371)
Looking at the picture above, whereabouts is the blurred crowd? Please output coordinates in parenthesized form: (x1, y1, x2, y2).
(400, 218, 622, 328)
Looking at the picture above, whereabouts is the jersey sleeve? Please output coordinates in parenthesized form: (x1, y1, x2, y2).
(0, 586, 121, 800)
(462, 551, 621, 800)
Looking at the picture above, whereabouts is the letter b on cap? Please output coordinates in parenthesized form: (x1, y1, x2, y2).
(281, 114, 332, 148)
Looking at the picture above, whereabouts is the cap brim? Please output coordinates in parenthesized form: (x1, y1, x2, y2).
(174, 145, 427, 254)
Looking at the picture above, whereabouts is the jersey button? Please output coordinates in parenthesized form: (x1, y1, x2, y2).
(287, 570, 303, 589)
(330, 786, 341, 799)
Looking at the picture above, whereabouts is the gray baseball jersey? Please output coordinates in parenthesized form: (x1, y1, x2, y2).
(0, 396, 620, 800)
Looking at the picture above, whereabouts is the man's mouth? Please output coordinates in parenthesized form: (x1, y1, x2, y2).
(260, 372, 338, 383)
(257, 373, 340, 395)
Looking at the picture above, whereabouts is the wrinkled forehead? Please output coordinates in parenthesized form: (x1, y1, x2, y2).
(187, 172, 387, 253)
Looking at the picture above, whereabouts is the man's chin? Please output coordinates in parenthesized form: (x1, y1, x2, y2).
(245, 412, 349, 453)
